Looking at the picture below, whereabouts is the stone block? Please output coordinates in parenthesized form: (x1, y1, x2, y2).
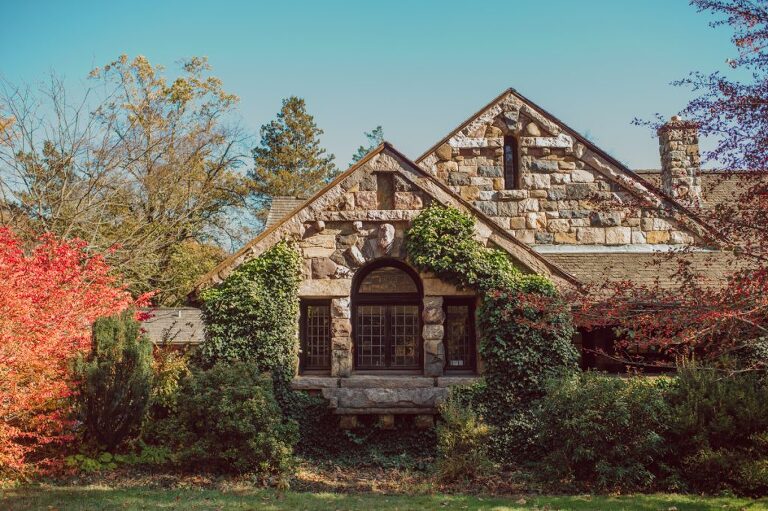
(492, 178, 505, 190)
(460, 185, 481, 201)
(670, 230, 693, 244)
(377, 415, 396, 430)
(535, 232, 554, 244)
(393, 192, 423, 210)
(646, 230, 671, 244)
(470, 176, 494, 189)
(359, 172, 377, 191)
(339, 415, 359, 429)
(525, 122, 541, 136)
(496, 189, 528, 200)
(526, 212, 547, 229)
(547, 186, 566, 200)
(514, 229, 536, 243)
(605, 226, 631, 245)
(422, 296, 445, 325)
(478, 165, 503, 177)
(354, 191, 378, 210)
(331, 318, 351, 337)
(497, 201, 519, 216)
(474, 200, 498, 216)
(529, 159, 559, 172)
(554, 231, 578, 244)
(558, 161, 577, 171)
(415, 414, 435, 429)
(551, 172, 572, 184)
(304, 246, 335, 259)
(590, 211, 622, 227)
(571, 168, 595, 183)
(340, 376, 435, 389)
(435, 143, 453, 161)
(641, 217, 672, 231)
(332, 348, 352, 377)
(291, 377, 340, 390)
(423, 324, 444, 341)
(448, 171, 470, 186)
(547, 219, 571, 233)
(631, 230, 647, 244)
(567, 183, 597, 200)
(508, 216, 526, 229)
(518, 198, 539, 212)
(424, 341, 445, 377)
(522, 173, 551, 189)
(329, 387, 448, 409)
(311, 257, 338, 279)
(478, 190, 496, 201)
(530, 190, 548, 198)
(345, 246, 366, 268)
(331, 297, 351, 318)
(576, 227, 606, 244)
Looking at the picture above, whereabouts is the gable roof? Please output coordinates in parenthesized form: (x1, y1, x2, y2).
(192, 142, 581, 297)
(416, 88, 722, 246)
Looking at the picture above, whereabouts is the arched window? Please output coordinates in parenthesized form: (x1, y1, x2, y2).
(352, 260, 422, 370)
(503, 135, 520, 189)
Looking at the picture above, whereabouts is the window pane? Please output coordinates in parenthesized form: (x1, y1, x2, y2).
(445, 304, 473, 369)
(305, 304, 330, 369)
(356, 305, 387, 368)
(390, 305, 419, 368)
(358, 267, 417, 294)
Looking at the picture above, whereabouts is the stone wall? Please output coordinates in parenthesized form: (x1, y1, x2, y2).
(658, 117, 702, 208)
(419, 94, 701, 247)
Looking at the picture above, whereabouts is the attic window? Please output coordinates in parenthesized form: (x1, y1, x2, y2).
(503, 136, 520, 190)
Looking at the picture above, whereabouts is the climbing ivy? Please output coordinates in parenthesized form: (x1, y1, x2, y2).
(198, 240, 302, 387)
(406, 205, 578, 462)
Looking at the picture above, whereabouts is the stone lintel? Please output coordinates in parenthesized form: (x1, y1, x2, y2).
(291, 376, 339, 390)
(339, 375, 435, 389)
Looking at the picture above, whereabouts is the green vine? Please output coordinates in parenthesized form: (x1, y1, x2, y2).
(198, 240, 302, 387)
(406, 205, 578, 462)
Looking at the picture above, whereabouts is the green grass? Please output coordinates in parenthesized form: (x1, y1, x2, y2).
(2, 486, 767, 511)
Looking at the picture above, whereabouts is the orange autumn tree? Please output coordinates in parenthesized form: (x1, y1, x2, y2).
(0, 228, 145, 476)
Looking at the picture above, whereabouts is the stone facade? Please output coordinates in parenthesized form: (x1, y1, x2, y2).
(658, 116, 702, 208)
(418, 92, 709, 247)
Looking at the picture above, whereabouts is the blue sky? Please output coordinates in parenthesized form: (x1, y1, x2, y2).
(1, 0, 735, 169)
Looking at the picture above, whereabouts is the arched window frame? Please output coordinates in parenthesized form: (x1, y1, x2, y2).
(351, 259, 423, 372)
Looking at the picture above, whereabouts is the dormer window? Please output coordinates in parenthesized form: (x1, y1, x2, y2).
(503, 135, 520, 190)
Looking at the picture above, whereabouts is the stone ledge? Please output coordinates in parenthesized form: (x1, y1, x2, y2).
(339, 375, 435, 389)
(436, 376, 481, 388)
(334, 407, 440, 415)
(291, 376, 339, 390)
(322, 387, 448, 410)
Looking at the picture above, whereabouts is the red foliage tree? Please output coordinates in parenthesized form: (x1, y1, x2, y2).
(577, 0, 768, 372)
(0, 228, 147, 476)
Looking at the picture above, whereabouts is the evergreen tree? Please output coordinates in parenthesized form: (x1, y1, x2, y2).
(75, 310, 153, 450)
(250, 97, 337, 217)
(351, 125, 384, 165)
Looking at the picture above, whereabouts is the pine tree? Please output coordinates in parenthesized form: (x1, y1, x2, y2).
(75, 310, 153, 450)
(351, 125, 384, 165)
(250, 97, 337, 216)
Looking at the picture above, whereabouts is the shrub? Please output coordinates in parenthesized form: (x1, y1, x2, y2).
(406, 205, 577, 462)
(74, 310, 153, 451)
(667, 365, 768, 496)
(533, 372, 673, 491)
(155, 361, 297, 478)
(435, 390, 492, 482)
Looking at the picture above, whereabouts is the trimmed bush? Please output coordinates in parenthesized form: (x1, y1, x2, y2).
(74, 310, 153, 450)
(533, 372, 673, 491)
(156, 361, 297, 477)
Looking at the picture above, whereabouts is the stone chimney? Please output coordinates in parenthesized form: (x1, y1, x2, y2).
(657, 116, 702, 207)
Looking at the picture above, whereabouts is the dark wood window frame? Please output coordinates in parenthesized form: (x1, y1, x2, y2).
(299, 299, 332, 373)
(443, 297, 477, 373)
(351, 259, 423, 372)
(503, 135, 520, 190)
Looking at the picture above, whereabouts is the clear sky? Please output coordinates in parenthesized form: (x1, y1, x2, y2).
(1, 0, 735, 169)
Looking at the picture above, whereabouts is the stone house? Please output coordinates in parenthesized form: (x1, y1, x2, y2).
(161, 88, 743, 425)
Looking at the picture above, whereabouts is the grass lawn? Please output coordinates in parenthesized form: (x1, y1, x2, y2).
(2, 486, 767, 511)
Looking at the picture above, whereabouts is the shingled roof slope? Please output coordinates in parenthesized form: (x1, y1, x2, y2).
(265, 197, 306, 227)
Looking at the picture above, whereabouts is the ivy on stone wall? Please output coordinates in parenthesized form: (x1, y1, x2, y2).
(197, 240, 302, 386)
(406, 205, 578, 462)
